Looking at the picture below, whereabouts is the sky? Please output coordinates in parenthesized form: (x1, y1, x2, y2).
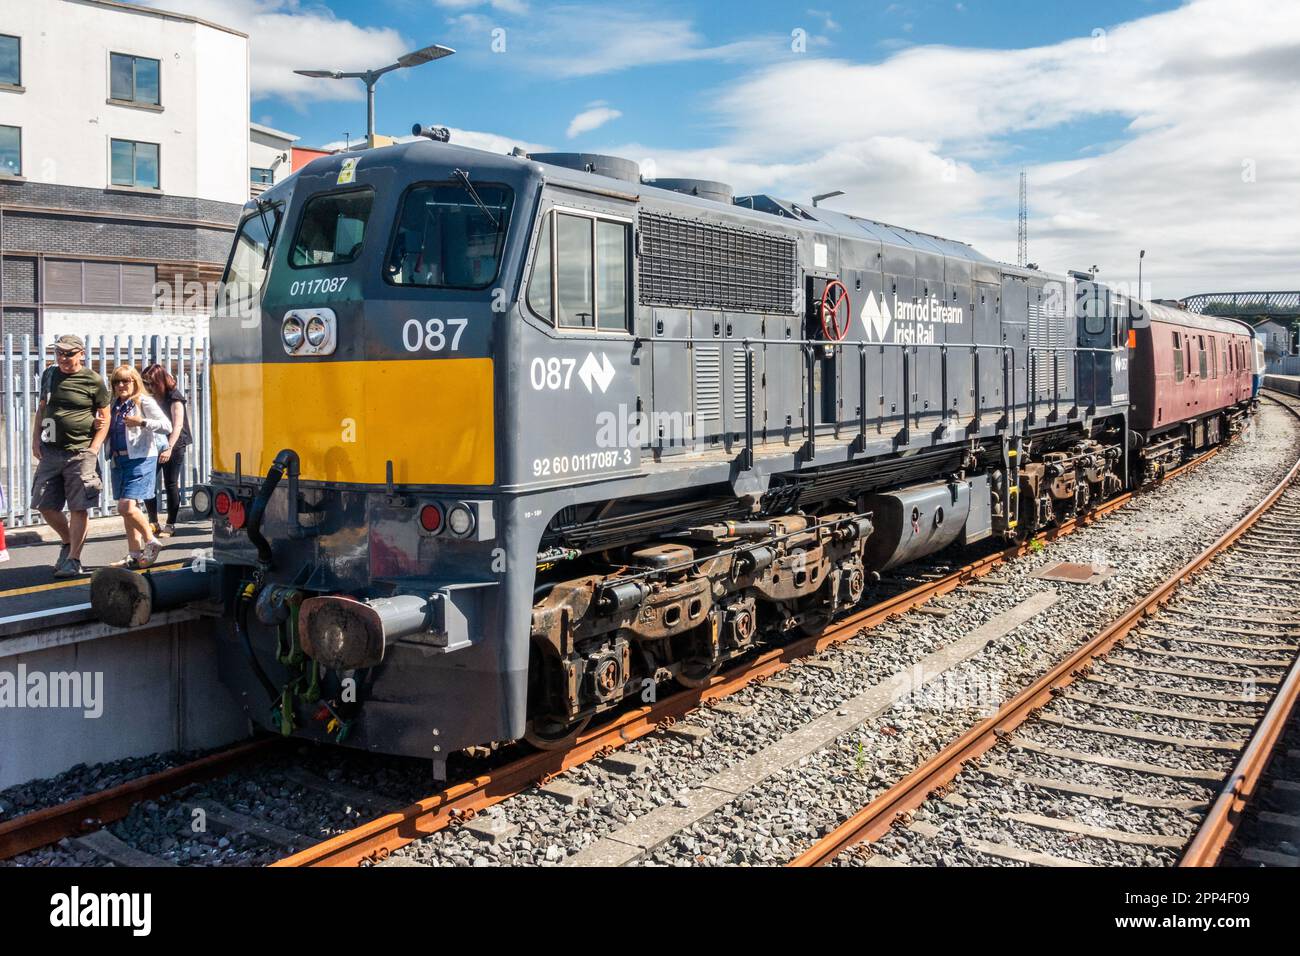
(144, 0, 1297, 298)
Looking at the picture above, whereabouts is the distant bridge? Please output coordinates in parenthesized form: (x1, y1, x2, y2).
(1181, 291, 1300, 319)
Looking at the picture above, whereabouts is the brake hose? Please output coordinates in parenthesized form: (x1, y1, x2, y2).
(246, 449, 295, 569)
(235, 582, 280, 705)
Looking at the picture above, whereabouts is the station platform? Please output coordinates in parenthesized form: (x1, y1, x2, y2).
(1264, 374, 1300, 396)
(0, 517, 210, 639)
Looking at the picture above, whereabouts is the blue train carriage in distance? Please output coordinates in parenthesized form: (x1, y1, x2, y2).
(90, 137, 1149, 776)
(1252, 330, 1267, 398)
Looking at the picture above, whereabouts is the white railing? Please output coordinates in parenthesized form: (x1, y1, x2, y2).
(1, 334, 212, 527)
(1266, 354, 1300, 376)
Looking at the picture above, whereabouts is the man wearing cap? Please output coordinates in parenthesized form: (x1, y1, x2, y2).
(31, 334, 110, 577)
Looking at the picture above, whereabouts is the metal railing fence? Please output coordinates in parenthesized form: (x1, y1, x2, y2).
(1, 334, 212, 527)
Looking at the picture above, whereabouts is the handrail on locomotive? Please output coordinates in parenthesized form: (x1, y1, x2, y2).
(637, 331, 1122, 468)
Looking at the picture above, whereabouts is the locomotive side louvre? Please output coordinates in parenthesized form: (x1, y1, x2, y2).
(97, 138, 1232, 775)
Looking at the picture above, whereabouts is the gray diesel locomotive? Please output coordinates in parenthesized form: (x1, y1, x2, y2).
(94, 136, 1146, 774)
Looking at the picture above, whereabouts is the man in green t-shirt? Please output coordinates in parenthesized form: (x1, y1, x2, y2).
(31, 334, 111, 578)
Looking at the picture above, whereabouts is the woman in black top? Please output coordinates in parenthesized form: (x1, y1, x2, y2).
(141, 363, 193, 536)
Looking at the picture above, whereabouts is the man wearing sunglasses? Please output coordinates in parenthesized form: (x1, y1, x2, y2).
(31, 334, 111, 578)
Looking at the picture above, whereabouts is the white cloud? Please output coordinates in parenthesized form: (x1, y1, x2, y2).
(441, 4, 780, 77)
(135, 0, 410, 103)
(566, 104, 622, 138)
(806, 8, 840, 32)
(697, 0, 1300, 293)
(320, 125, 549, 155)
(434, 0, 529, 13)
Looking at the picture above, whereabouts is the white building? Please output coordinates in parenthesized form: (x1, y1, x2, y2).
(249, 122, 297, 197)
(0, 0, 251, 342)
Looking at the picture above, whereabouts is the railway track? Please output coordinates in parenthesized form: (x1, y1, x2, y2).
(792, 390, 1300, 867)
(0, 400, 1281, 867)
(1214, 707, 1300, 867)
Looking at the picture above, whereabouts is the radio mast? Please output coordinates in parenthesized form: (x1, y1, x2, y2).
(1017, 170, 1028, 268)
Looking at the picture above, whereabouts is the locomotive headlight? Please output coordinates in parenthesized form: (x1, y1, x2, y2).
(281, 315, 305, 351)
(306, 315, 328, 347)
(446, 503, 475, 537)
(281, 308, 337, 355)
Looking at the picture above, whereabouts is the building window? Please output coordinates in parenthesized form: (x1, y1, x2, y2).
(0, 35, 19, 87)
(0, 125, 19, 176)
(251, 167, 275, 185)
(110, 138, 160, 189)
(109, 52, 160, 105)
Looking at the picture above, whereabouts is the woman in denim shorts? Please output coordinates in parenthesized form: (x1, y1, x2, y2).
(107, 365, 173, 569)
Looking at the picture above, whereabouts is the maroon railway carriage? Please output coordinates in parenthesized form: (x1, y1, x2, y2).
(1130, 301, 1255, 480)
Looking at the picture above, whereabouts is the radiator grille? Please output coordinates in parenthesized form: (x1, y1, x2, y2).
(638, 211, 798, 314)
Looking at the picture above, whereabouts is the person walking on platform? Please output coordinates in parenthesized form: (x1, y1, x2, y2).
(31, 334, 110, 578)
(105, 365, 172, 570)
(141, 363, 193, 538)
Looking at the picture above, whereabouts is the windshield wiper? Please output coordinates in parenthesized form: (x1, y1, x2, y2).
(452, 168, 499, 229)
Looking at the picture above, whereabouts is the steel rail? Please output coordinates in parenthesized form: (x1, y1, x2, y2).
(789, 393, 1300, 867)
(1180, 433, 1300, 868)
(0, 738, 281, 860)
(274, 447, 1223, 867)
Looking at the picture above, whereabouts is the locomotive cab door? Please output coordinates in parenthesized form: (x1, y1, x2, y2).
(1075, 278, 1118, 410)
(805, 274, 847, 434)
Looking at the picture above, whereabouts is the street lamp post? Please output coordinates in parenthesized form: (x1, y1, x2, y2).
(1138, 249, 1145, 300)
(295, 44, 455, 148)
(812, 190, 845, 207)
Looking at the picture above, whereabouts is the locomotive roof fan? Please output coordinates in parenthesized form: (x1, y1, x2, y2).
(650, 178, 734, 205)
(529, 152, 641, 184)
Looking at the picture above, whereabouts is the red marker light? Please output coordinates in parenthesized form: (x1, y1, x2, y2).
(419, 504, 443, 533)
(228, 500, 247, 530)
(215, 490, 232, 516)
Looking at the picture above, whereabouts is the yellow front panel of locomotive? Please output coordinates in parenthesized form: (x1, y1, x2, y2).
(211, 359, 495, 486)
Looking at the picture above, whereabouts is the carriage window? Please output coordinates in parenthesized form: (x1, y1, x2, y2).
(529, 209, 631, 332)
(1172, 331, 1184, 382)
(291, 188, 373, 267)
(1209, 336, 1217, 378)
(386, 182, 513, 289)
(1197, 336, 1208, 379)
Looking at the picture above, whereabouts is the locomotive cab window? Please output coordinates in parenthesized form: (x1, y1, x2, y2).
(290, 188, 374, 268)
(386, 181, 514, 289)
(528, 208, 632, 332)
(1084, 300, 1106, 336)
(220, 202, 282, 318)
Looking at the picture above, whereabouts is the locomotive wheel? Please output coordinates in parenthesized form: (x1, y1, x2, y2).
(523, 714, 592, 751)
(675, 658, 721, 689)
